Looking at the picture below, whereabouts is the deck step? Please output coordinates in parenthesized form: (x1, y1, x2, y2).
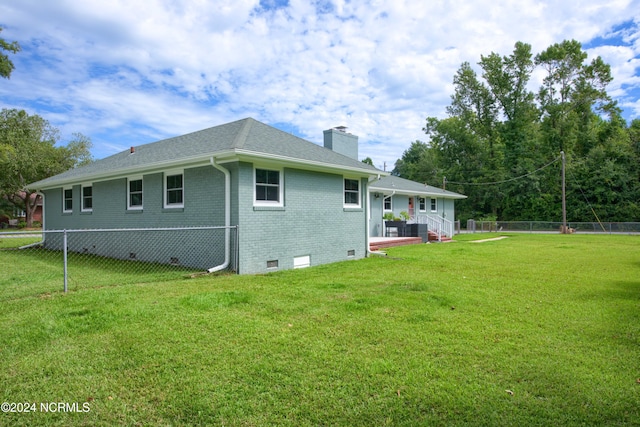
(427, 231, 453, 243)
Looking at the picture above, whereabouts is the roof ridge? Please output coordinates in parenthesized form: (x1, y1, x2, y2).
(231, 117, 254, 149)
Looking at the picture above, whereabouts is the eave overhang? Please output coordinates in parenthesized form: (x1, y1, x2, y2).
(30, 148, 388, 190)
(368, 186, 467, 200)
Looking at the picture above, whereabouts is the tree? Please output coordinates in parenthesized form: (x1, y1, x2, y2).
(0, 27, 21, 79)
(391, 141, 438, 183)
(361, 157, 374, 166)
(397, 39, 635, 223)
(535, 40, 616, 156)
(478, 42, 542, 219)
(0, 109, 93, 227)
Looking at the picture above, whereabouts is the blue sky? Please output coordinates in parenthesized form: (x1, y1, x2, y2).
(1, 0, 639, 171)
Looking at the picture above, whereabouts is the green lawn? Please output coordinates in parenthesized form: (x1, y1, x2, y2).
(1, 234, 639, 426)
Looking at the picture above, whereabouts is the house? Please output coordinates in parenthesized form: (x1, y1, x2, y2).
(28, 118, 468, 273)
(368, 175, 467, 240)
(2, 191, 43, 225)
(28, 118, 386, 274)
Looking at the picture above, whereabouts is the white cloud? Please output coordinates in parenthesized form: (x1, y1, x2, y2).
(0, 0, 639, 170)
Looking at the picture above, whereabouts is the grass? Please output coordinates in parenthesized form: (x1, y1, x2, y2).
(0, 236, 42, 249)
(0, 234, 639, 426)
(0, 235, 199, 300)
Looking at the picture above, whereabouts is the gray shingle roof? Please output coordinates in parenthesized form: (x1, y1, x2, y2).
(30, 118, 382, 189)
(369, 175, 467, 199)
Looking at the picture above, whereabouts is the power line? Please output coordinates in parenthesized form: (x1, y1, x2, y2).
(566, 164, 607, 232)
(445, 156, 561, 186)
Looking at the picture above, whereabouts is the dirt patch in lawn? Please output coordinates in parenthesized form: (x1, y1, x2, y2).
(469, 236, 509, 243)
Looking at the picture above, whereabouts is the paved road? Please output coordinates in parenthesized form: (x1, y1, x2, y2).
(0, 232, 43, 239)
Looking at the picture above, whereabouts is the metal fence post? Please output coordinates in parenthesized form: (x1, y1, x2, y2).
(235, 226, 239, 273)
(63, 229, 68, 293)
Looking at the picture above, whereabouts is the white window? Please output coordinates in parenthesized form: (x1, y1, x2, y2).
(430, 198, 437, 212)
(63, 187, 73, 213)
(127, 177, 143, 210)
(81, 185, 93, 212)
(419, 197, 426, 212)
(344, 178, 360, 207)
(383, 195, 392, 211)
(254, 168, 283, 206)
(164, 171, 184, 208)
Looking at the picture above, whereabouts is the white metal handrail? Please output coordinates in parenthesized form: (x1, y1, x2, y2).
(416, 215, 454, 240)
(441, 217, 453, 238)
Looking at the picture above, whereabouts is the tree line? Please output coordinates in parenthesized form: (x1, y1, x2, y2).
(393, 40, 640, 224)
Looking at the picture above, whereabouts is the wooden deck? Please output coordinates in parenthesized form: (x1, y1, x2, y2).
(369, 237, 423, 251)
(369, 233, 453, 251)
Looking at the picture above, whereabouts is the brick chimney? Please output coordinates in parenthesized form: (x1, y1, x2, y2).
(323, 126, 358, 160)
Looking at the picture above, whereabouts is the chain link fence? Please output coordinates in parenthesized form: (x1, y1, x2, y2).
(0, 226, 238, 295)
(466, 220, 640, 234)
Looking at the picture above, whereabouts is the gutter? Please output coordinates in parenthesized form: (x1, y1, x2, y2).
(32, 149, 387, 191)
(208, 157, 231, 273)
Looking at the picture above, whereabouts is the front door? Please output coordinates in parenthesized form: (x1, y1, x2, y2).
(408, 197, 414, 219)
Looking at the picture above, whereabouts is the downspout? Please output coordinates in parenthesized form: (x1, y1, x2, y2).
(20, 191, 46, 249)
(208, 157, 231, 273)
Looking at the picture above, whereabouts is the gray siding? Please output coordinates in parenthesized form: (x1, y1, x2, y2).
(236, 162, 367, 274)
(41, 161, 369, 274)
(44, 165, 225, 229)
(368, 194, 457, 237)
(41, 165, 228, 270)
(439, 198, 455, 222)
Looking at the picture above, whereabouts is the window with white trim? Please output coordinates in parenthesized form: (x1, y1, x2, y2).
(164, 171, 184, 208)
(383, 195, 392, 211)
(430, 198, 437, 212)
(63, 187, 73, 213)
(344, 178, 360, 207)
(254, 168, 282, 206)
(418, 197, 426, 212)
(128, 177, 143, 210)
(81, 185, 93, 212)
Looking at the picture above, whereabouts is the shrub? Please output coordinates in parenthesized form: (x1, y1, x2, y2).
(383, 213, 395, 221)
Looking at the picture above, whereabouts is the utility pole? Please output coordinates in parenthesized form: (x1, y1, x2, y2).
(443, 176, 446, 190)
(561, 151, 567, 234)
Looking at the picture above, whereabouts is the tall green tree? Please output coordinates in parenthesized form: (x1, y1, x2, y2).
(0, 27, 20, 79)
(423, 115, 498, 220)
(568, 113, 640, 222)
(479, 42, 542, 219)
(391, 141, 439, 183)
(437, 60, 505, 219)
(535, 40, 616, 156)
(395, 39, 637, 223)
(535, 40, 630, 222)
(0, 109, 93, 227)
